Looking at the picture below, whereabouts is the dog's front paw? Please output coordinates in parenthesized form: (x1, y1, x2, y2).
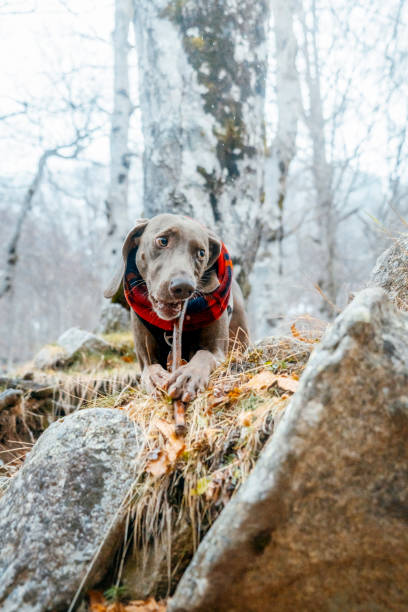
(141, 364, 171, 396)
(167, 364, 209, 403)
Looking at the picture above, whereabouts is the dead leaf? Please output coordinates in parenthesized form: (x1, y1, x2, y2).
(244, 371, 277, 391)
(276, 376, 299, 393)
(88, 590, 108, 612)
(238, 411, 253, 427)
(146, 450, 170, 477)
(227, 386, 243, 400)
(154, 418, 174, 439)
(146, 419, 186, 477)
(124, 597, 166, 611)
(154, 418, 185, 463)
(291, 321, 321, 344)
(121, 355, 135, 363)
(107, 603, 126, 612)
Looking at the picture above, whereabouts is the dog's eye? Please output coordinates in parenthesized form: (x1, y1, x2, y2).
(156, 236, 168, 248)
(197, 248, 206, 259)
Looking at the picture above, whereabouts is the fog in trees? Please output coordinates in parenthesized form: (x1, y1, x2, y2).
(0, 0, 407, 366)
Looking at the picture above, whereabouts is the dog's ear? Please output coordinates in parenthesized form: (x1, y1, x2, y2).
(206, 230, 222, 269)
(104, 219, 149, 299)
(121, 218, 149, 261)
(200, 230, 222, 294)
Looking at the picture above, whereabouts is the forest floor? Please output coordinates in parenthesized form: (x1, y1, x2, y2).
(0, 319, 325, 610)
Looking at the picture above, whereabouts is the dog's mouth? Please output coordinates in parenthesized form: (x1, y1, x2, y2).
(150, 296, 184, 320)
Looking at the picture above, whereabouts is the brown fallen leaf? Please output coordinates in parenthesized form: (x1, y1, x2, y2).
(238, 411, 253, 427)
(227, 386, 243, 400)
(107, 603, 126, 612)
(291, 321, 321, 344)
(125, 597, 166, 611)
(276, 376, 299, 393)
(121, 355, 135, 363)
(145, 450, 170, 477)
(244, 370, 277, 391)
(88, 590, 108, 612)
(154, 418, 185, 463)
(146, 419, 186, 477)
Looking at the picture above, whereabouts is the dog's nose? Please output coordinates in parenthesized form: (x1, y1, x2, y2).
(169, 277, 195, 299)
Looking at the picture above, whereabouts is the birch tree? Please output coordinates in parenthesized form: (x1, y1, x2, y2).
(133, 0, 269, 291)
(299, 0, 337, 312)
(265, 0, 301, 272)
(104, 0, 134, 283)
(248, 0, 301, 338)
(0, 134, 96, 300)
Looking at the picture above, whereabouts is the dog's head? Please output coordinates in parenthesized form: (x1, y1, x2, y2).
(104, 214, 222, 321)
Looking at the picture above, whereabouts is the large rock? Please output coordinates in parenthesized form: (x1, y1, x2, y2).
(169, 288, 408, 611)
(96, 303, 130, 334)
(0, 408, 140, 611)
(0, 388, 23, 410)
(33, 344, 68, 369)
(33, 328, 113, 370)
(370, 236, 408, 309)
(58, 327, 112, 356)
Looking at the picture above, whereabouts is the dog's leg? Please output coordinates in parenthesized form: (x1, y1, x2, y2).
(166, 312, 229, 402)
(141, 363, 171, 395)
(131, 311, 171, 395)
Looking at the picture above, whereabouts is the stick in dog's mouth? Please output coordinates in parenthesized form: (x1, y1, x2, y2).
(172, 299, 189, 436)
(150, 296, 185, 320)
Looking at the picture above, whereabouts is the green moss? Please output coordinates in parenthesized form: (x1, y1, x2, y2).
(186, 35, 205, 51)
(163, 0, 264, 183)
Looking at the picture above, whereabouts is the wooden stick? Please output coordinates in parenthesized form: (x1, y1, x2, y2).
(174, 400, 187, 437)
(171, 301, 189, 436)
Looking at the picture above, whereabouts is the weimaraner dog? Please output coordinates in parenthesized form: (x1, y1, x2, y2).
(105, 214, 249, 402)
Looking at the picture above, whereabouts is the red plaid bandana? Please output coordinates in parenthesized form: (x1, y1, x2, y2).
(124, 243, 233, 332)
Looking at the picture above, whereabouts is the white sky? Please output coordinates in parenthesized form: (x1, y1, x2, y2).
(0, 0, 407, 190)
(0, 0, 115, 176)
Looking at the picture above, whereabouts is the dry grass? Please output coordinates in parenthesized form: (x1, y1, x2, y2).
(0, 321, 325, 603)
(99, 329, 323, 598)
(0, 332, 139, 479)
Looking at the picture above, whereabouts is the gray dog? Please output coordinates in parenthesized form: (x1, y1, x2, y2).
(105, 214, 249, 402)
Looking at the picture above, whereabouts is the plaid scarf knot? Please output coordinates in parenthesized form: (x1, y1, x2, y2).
(124, 244, 233, 332)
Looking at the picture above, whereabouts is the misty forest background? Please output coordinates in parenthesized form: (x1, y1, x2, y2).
(0, 0, 407, 369)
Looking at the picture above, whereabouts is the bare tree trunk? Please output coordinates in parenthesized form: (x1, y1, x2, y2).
(104, 0, 134, 281)
(0, 151, 50, 299)
(249, 0, 301, 338)
(270, 0, 301, 276)
(0, 136, 89, 300)
(133, 0, 269, 292)
(300, 0, 337, 313)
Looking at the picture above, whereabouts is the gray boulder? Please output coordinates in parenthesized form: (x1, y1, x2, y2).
(33, 328, 113, 370)
(369, 235, 408, 309)
(33, 344, 68, 369)
(96, 303, 130, 334)
(169, 288, 408, 611)
(0, 388, 23, 410)
(58, 327, 112, 356)
(0, 408, 140, 611)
